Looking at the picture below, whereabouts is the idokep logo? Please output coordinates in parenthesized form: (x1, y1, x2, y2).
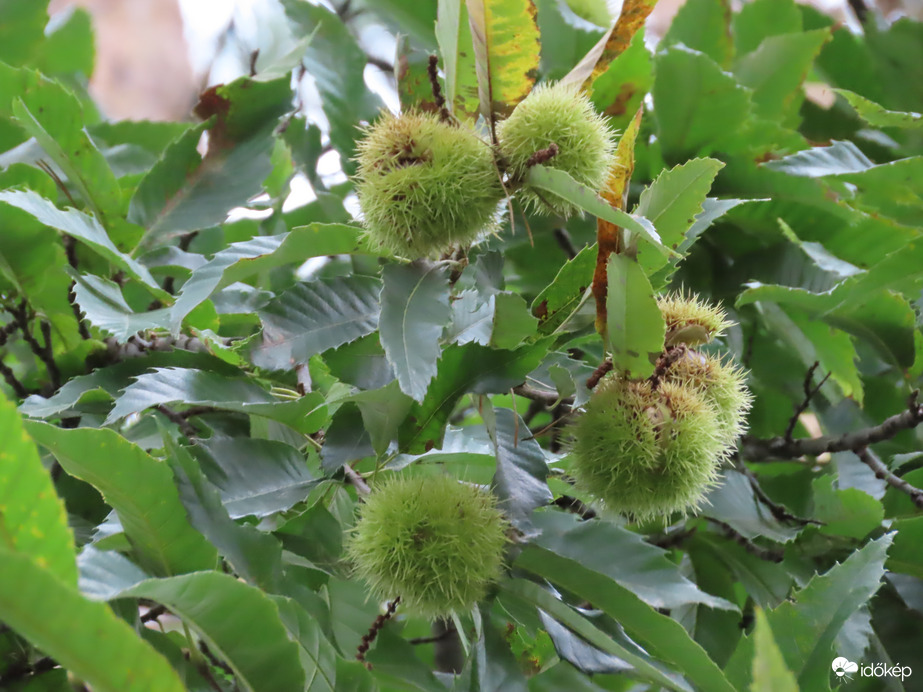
(832, 657, 859, 678)
(832, 656, 912, 683)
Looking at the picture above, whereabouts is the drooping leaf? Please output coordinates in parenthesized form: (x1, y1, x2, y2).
(589, 31, 651, 132)
(464, 0, 541, 133)
(171, 223, 367, 330)
(0, 547, 185, 692)
(593, 106, 642, 336)
(398, 340, 549, 453)
(379, 263, 452, 402)
(281, 0, 383, 167)
(662, 0, 733, 68)
(750, 609, 799, 692)
(488, 407, 552, 529)
(115, 572, 307, 692)
(501, 579, 690, 691)
(834, 88, 923, 131)
(192, 436, 319, 519)
(531, 512, 737, 611)
(653, 46, 752, 162)
(8, 70, 121, 223)
(343, 381, 415, 456)
(0, 189, 165, 295)
(527, 165, 669, 253)
(474, 614, 530, 692)
(703, 471, 803, 544)
(104, 367, 327, 434)
(724, 533, 893, 691)
(25, 422, 218, 576)
(605, 253, 665, 379)
(516, 545, 737, 692)
(532, 242, 595, 335)
(762, 140, 874, 177)
(560, 0, 657, 89)
(0, 393, 76, 585)
(437, 0, 480, 118)
(252, 276, 382, 371)
(734, 30, 829, 125)
(167, 440, 285, 591)
(273, 596, 338, 692)
(71, 273, 171, 341)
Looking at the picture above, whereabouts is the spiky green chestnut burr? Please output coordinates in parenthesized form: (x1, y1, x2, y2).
(355, 112, 503, 258)
(663, 350, 753, 454)
(346, 475, 509, 619)
(657, 293, 733, 347)
(569, 375, 724, 520)
(497, 82, 615, 217)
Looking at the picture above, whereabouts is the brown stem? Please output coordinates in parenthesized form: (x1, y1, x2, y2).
(427, 54, 451, 123)
(356, 597, 400, 669)
(855, 447, 923, 510)
(783, 361, 830, 442)
(586, 360, 613, 391)
(706, 518, 784, 563)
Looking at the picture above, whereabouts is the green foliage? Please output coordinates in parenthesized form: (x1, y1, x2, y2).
(0, 1, 922, 689)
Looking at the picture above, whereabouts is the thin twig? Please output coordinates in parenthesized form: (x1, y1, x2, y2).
(7, 302, 62, 390)
(743, 393, 923, 462)
(141, 604, 168, 622)
(553, 495, 597, 520)
(356, 597, 400, 669)
(409, 626, 457, 645)
(647, 525, 697, 550)
(706, 518, 784, 563)
(586, 360, 613, 391)
(552, 227, 578, 259)
(513, 383, 571, 408)
(0, 358, 28, 398)
(155, 405, 199, 439)
(784, 361, 830, 442)
(0, 656, 57, 687)
(734, 464, 823, 526)
(367, 54, 394, 74)
(649, 345, 687, 391)
(855, 447, 923, 509)
(344, 464, 371, 498)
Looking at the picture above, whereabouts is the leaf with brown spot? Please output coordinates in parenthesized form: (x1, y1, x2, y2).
(593, 107, 642, 337)
(465, 0, 541, 139)
(560, 0, 658, 92)
(437, 0, 481, 119)
(396, 38, 440, 114)
(590, 30, 652, 133)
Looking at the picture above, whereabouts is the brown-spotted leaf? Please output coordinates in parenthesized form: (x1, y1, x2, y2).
(437, 0, 480, 119)
(465, 0, 541, 137)
(396, 37, 439, 114)
(593, 106, 642, 336)
(561, 0, 658, 92)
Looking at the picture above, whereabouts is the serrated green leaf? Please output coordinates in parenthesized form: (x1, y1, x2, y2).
(811, 476, 883, 539)
(118, 572, 306, 692)
(662, 0, 733, 68)
(281, 0, 383, 167)
(653, 46, 752, 162)
(834, 88, 923, 131)
(704, 471, 803, 544)
(0, 547, 185, 692)
(532, 242, 595, 335)
(0, 394, 76, 585)
(342, 381, 414, 456)
(399, 340, 549, 453)
(634, 158, 724, 275)
(253, 276, 382, 371)
(526, 166, 670, 254)
(488, 407, 552, 529)
(104, 367, 327, 434)
(34, 8, 94, 78)
(725, 533, 893, 691)
(0, 190, 164, 295)
(379, 263, 452, 402)
(750, 609, 799, 692)
(501, 579, 690, 691)
(734, 30, 829, 124)
(71, 273, 171, 341)
(25, 422, 218, 576)
(465, 0, 540, 131)
(273, 596, 338, 692)
(732, 0, 802, 57)
(763, 140, 873, 177)
(167, 439, 285, 591)
(437, 0, 480, 118)
(171, 224, 367, 330)
(516, 545, 737, 692)
(605, 253, 665, 378)
(193, 436, 319, 519)
(491, 291, 538, 349)
(532, 512, 737, 611)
